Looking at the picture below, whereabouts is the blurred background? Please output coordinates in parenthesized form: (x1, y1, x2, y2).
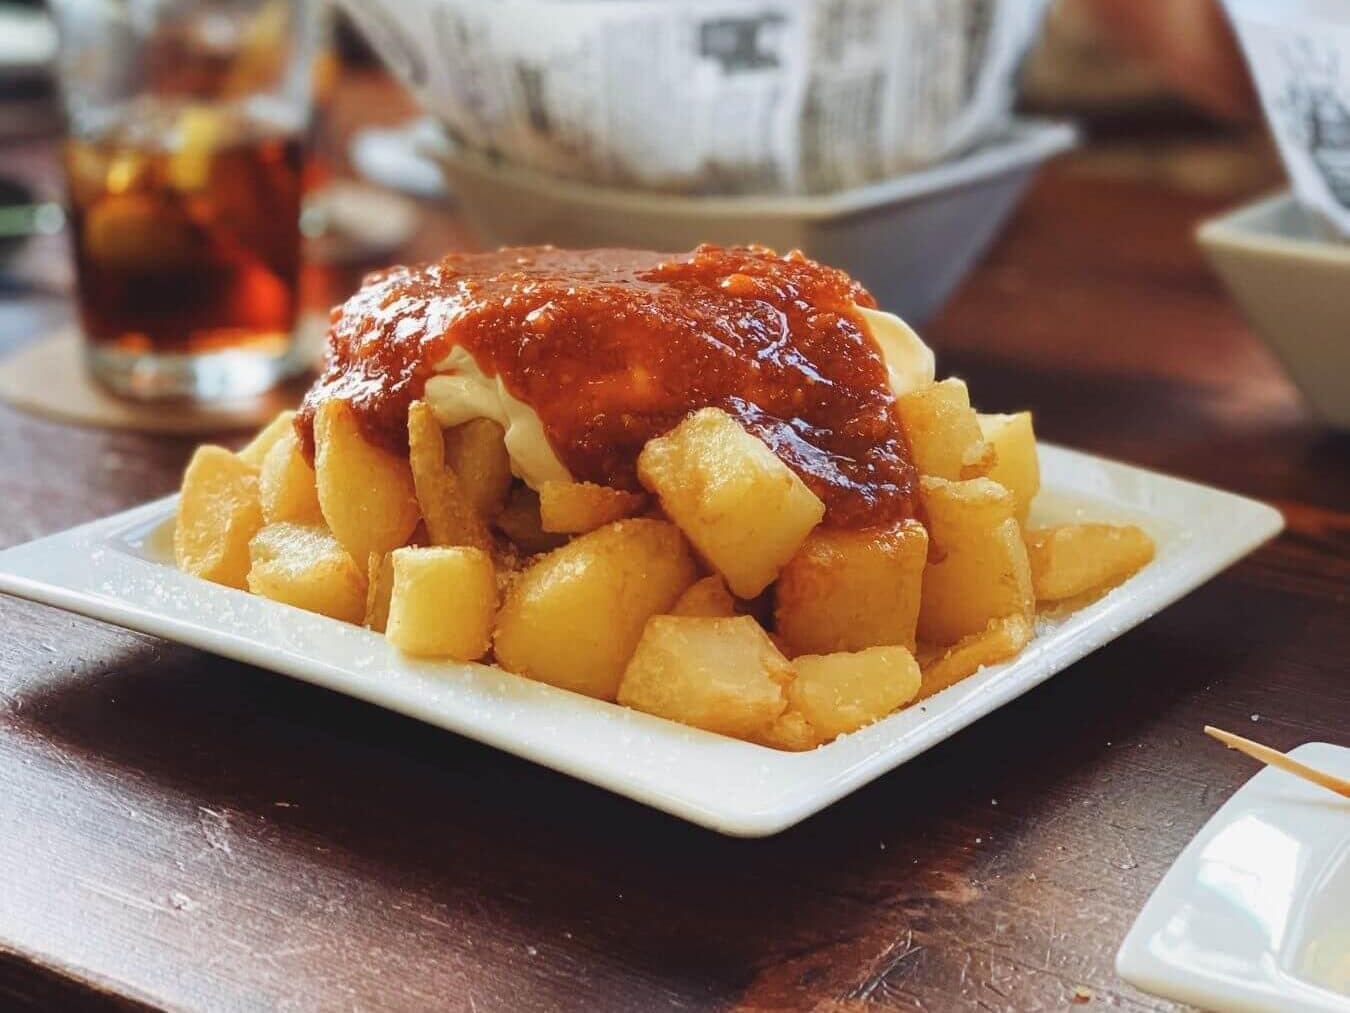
(0, 0, 1344, 429)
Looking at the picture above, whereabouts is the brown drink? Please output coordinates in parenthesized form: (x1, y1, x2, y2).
(50, 0, 319, 400)
(66, 109, 303, 358)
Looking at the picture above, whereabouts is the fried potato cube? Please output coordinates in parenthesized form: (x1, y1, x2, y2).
(788, 645, 922, 741)
(174, 444, 264, 588)
(494, 485, 567, 554)
(637, 408, 824, 598)
(407, 401, 492, 551)
(753, 709, 820, 752)
(539, 480, 647, 534)
(617, 616, 792, 739)
(494, 519, 697, 700)
(669, 575, 737, 618)
(259, 428, 323, 525)
(896, 378, 994, 480)
(917, 613, 1033, 701)
(977, 411, 1040, 523)
(363, 552, 394, 633)
(443, 417, 512, 521)
(775, 519, 928, 656)
(917, 477, 1034, 645)
(1025, 524, 1155, 602)
(385, 546, 496, 660)
(313, 399, 420, 563)
(246, 522, 366, 623)
(236, 410, 296, 468)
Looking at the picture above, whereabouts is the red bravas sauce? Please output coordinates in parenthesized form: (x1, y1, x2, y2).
(297, 245, 917, 527)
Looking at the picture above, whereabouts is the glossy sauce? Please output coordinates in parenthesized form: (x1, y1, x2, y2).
(297, 245, 917, 527)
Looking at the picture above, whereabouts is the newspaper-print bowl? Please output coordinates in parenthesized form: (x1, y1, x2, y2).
(1223, 0, 1350, 238)
(338, 0, 1048, 196)
(424, 119, 1076, 324)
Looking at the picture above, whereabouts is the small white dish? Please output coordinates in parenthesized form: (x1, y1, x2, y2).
(0, 3, 56, 83)
(0, 444, 1281, 836)
(348, 118, 452, 200)
(1198, 190, 1350, 431)
(1117, 743, 1350, 1012)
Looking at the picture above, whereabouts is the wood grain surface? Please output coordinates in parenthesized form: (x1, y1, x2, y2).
(0, 76, 1346, 1012)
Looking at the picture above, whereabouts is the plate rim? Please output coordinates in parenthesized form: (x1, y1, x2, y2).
(0, 443, 1284, 836)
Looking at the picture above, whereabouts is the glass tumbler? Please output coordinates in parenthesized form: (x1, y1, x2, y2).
(49, 0, 321, 400)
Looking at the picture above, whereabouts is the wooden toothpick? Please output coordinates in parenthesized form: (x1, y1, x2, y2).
(1205, 726, 1350, 799)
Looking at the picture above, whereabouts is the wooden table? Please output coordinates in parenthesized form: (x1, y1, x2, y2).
(1, 77, 1346, 1011)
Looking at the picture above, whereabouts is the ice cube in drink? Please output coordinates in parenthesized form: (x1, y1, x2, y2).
(66, 103, 303, 360)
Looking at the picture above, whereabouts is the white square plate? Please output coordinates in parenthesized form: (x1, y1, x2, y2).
(0, 444, 1282, 837)
(1117, 743, 1350, 1012)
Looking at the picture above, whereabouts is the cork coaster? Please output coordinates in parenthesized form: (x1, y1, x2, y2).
(0, 320, 324, 435)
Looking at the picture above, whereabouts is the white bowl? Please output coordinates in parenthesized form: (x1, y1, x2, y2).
(1198, 190, 1350, 430)
(428, 119, 1075, 324)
